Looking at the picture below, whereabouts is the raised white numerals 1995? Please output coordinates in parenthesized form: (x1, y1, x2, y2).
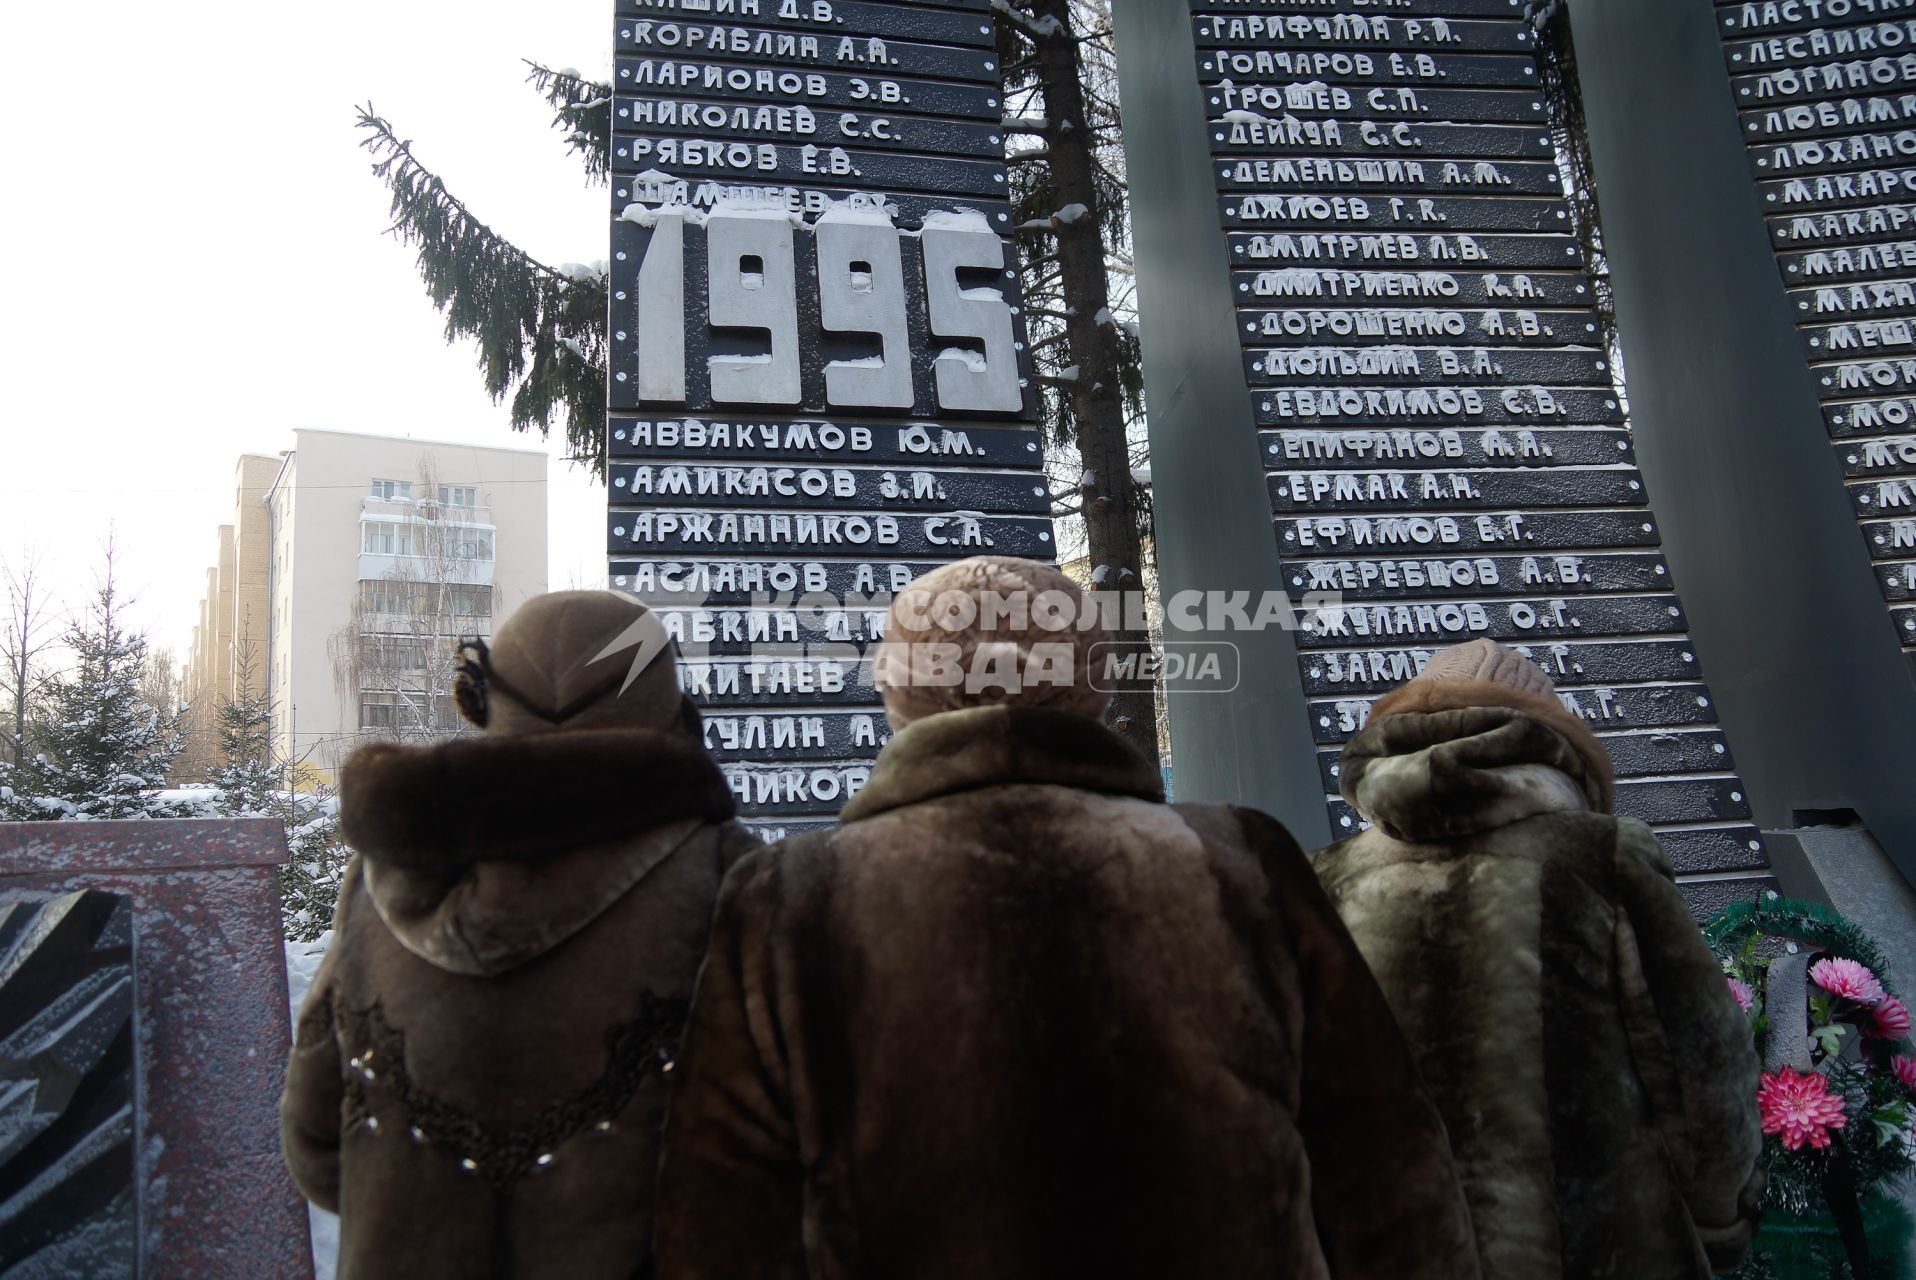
(629, 209, 1022, 413)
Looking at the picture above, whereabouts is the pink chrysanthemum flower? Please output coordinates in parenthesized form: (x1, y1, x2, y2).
(1894, 1056, 1916, 1094)
(1759, 1067, 1849, 1151)
(1868, 996, 1911, 1041)
(1810, 957, 1887, 1006)
(1727, 977, 1756, 1013)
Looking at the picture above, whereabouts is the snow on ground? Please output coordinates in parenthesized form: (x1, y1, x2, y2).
(285, 934, 340, 1280)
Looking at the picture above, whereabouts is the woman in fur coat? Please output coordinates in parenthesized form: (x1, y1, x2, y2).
(654, 556, 1480, 1280)
(280, 591, 758, 1278)
(1313, 638, 1763, 1280)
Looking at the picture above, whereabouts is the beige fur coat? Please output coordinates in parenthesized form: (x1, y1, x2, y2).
(1315, 678, 1763, 1280)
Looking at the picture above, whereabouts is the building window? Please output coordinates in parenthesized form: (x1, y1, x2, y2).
(371, 479, 413, 501)
(438, 485, 478, 507)
(441, 585, 493, 616)
(450, 532, 494, 562)
(362, 521, 414, 556)
(361, 581, 417, 615)
(358, 635, 427, 673)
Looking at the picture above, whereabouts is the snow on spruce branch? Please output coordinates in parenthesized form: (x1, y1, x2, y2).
(991, 0, 1065, 40)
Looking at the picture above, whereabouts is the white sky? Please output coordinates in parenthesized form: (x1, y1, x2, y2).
(0, 0, 613, 663)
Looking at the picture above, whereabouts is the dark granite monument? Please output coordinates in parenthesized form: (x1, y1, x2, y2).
(0, 820, 312, 1278)
(605, 0, 1056, 834)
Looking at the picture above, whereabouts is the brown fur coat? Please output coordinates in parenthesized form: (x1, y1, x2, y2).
(654, 705, 1481, 1279)
(281, 728, 758, 1279)
(1314, 679, 1763, 1280)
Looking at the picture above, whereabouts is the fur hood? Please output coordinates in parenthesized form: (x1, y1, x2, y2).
(842, 703, 1163, 821)
(1342, 677, 1615, 844)
(339, 728, 737, 976)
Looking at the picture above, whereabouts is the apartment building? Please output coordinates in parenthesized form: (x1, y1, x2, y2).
(188, 429, 547, 783)
(181, 454, 284, 775)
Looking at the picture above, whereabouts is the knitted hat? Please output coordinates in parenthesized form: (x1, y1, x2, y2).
(1412, 638, 1557, 699)
(873, 557, 1110, 728)
(453, 590, 688, 737)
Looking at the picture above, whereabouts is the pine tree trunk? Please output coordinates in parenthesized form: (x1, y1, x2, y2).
(1028, 0, 1164, 766)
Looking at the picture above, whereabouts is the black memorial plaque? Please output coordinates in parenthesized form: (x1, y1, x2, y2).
(612, 172, 1012, 228)
(1279, 507, 1666, 553)
(1252, 383, 1624, 425)
(617, 97, 1008, 158)
(1228, 228, 1588, 270)
(1861, 512, 1916, 552)
(615, 21, 999, 82)
(609, 509, 1055, 558)
(1246, 347, 1613, 387)
(1193, 48, 1539, 89)
(1307, 680, 1724, 746)
(609, 0, 1054, 816)
(698, 707, 894, 762)
(1758, 165, 1916, 210)
(1232, 265, 1594, 306)
(1213, 156, 1566, 196)
(1788, 273, 1916, 316)
(1740, 92, 1916, 142)
(1263, 425, 1635, 468)
(1730, 56, 1916, 107)
(1294, 594, 1694, 649)
(1300, 637, 1705, 694)
(1725, 0, 1916, 656)
(611, 415, 1044, 465)
(614, 0, 996, 47)
(1281, 550, 1673, 599)
(616, 56, 1003, 120)
(1192, 12, 1538, 55)
(679, 655, 885, 708)
(1183, 0, 1761, 868)
(1778, 236, 1916, 280)
(1841, 430, 1916, 467)
(1316, 728, 1738, 791)
(610, 557, 948, 601)
(1220, 192, 1572, 233)
(1768, 201, 1916, 244)
(1205, 84, 1549, 126)
(1719, 2, 1916, 38)
(1750, 127, 1916, 177)
(612, 136, 1010, 195)
(610, 462, 1051, 513)
(1828, 391, 1916, 429)
(1207, 116, 1559, 162)
(1269, 466, 1646, 511)
(1242, 317, 1609, 356)
(1190, 0, 1529, 16)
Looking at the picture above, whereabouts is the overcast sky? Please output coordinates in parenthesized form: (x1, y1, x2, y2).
(0, 0, 612, 663)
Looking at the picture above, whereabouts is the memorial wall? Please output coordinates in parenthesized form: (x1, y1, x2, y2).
(604, 0, 1053, 829)
(1718, 0, 1916, 671)
(1178, 0, 1771, 880)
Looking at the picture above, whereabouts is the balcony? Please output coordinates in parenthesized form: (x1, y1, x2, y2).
(360, 498, 497, 586)
(362, 495, 494, 525)
(358, 553, 495, 587)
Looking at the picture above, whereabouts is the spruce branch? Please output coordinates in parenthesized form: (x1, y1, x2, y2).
(524, 61, 614, 185)
(355, 105, 610, 475)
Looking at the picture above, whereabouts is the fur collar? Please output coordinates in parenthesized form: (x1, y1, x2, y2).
(340, 727, 735, 870)
(339, 728, 739, 977)
(1342, 678, 1616, 843)
(842, 705, 1162, 823)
